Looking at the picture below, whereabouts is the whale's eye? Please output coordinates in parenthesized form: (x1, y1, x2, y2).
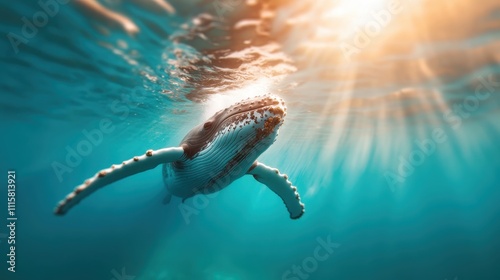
(203, 121, 213, 130)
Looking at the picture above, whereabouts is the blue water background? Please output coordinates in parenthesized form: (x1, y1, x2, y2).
(1, 0, 500, 279)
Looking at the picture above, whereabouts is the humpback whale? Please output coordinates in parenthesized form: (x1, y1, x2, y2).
(54, 94, 305, 219)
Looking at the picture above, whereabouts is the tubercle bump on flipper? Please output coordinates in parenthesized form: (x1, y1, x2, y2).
(54, 149, 161, 215)
(278, 171, 305, 219)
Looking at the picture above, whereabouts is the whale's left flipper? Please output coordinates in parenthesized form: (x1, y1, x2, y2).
(247, 162, 305, 219)
(54, 147, 185, 215)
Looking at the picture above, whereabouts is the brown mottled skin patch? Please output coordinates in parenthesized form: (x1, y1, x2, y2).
(98, 171, 107, 177)
(146, 150, 153, 156)
(180, 95, 285, 159)
(256, 116, 282, 140)
(133, 156, 139, 161)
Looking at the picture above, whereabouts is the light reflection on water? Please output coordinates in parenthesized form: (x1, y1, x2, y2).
(268, 0, 500, 192)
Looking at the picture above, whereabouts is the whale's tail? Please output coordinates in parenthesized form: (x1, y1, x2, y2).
(162, 193, 172, 204)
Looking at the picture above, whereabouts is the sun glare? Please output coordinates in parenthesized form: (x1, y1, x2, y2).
(203, 78, 274, 119)
(325, 0, 390, 23)
(306, 0, 403, 42)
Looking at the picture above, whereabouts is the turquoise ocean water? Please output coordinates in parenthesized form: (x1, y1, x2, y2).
(1, 0, 499, 279)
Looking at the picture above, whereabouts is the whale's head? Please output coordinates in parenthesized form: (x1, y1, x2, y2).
(180, 94, 287, 160)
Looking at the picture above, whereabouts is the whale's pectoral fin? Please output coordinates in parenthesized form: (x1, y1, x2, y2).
(247, 162, 305, 219)
(54, 147, 185, 216)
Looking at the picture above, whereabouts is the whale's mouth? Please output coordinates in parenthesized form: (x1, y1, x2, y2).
(217, 95, 286, 126)
(216, 95, 287, 143)
(181, 95, 287, 158)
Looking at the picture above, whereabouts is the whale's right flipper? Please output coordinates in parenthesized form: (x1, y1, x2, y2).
(247, 162, 305, 219)
(54, 147, 185, 216)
